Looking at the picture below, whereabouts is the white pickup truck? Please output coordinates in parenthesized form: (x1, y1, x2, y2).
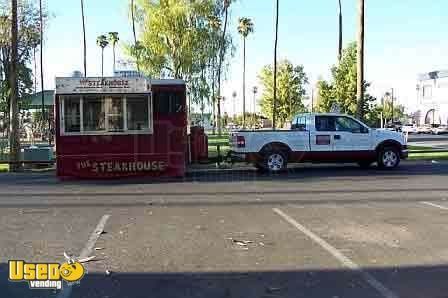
(229, 113, 408, 172)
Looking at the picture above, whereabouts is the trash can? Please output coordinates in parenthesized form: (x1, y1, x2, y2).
(190, 126, 208, 164)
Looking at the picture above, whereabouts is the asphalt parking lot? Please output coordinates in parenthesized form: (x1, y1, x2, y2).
(1, 160, 448, 298)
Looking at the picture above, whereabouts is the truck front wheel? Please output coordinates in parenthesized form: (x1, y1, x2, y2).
(377, 147, 400, 169)
(262, 151, 288, 173)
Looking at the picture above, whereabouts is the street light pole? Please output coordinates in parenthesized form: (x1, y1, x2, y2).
(391, 88, 394, 124)
(253, 86, 258, 128)
(232, 91, 237, 119)
(311, 88, 314, 112)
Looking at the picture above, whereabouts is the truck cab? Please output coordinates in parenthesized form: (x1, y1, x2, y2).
(229, 113, 408, 172)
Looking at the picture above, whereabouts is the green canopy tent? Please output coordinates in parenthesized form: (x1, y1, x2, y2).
(20, 90, 55, 144)
(22, 90, 54, 109)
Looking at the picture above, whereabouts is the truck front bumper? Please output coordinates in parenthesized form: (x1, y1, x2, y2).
(401, 149, 409, 159)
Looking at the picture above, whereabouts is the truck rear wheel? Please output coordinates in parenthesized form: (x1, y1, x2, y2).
(263, 151, 288, 173)
(377, 147, 400, 169)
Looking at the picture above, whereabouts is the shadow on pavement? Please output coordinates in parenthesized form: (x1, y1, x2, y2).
(0, 161, 447, 187)
(1, 263, 448, 298)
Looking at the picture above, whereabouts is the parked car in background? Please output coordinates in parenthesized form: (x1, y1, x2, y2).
(385, 122, 402, 132)
(402, 124, 417, 134)
(432, 125, 448, 135)
(417, 125, 432, 134)
(226, 124, 240, 131)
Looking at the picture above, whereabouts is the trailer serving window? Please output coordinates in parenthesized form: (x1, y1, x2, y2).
(60, 94, 152, 135)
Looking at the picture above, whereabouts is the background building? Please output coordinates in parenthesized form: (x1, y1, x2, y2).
(416, 70, 448, 126)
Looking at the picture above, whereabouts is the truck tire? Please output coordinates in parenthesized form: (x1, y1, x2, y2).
(377, 146, 400, 169)
(262, 150, 288, 173)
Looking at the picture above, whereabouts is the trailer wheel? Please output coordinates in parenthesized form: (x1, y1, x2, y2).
(263, 151, 287, 173)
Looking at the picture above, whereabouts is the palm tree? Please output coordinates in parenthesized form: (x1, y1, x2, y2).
(273, 0, 279, 129)
(237, 17, 254, 129)
(108, 32, 119, 73)
(208, 15, 221, 135)
(81, 0, 87, 76)
(130, 0, 139, 72)
(31, 39, 39, 94)
(252, 86, 258, 124)
(338, 0, 343, 61)
(356, 0, 364, 120)
(39, 0, 47, 142)
(96, 35, 109, 77)
(9, 0, 19, 171)
(216, 0, 232, 136)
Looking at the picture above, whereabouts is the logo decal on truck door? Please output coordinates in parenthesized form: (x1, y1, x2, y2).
(316, 135, 331, 145)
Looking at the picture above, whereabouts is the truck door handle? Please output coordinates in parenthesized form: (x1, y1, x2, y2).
(334, 135, 341, 140)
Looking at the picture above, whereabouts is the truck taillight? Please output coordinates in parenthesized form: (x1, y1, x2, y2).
(236, 136, 245, 148)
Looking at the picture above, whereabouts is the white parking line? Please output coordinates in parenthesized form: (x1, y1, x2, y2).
(421, 201, 448, 210)
(57, 214, 111, 298)
(273, 208, 399, 298)
(79, 214, 111, 259)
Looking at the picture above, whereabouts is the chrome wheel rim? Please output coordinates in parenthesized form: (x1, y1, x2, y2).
(382, 150, 398, 167)
(267, 154, 284, 171)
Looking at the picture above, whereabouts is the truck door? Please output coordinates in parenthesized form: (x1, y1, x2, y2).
(334, 116, 372, 151)
(288, 115, 311, 161)
(309, 116, 337, 160)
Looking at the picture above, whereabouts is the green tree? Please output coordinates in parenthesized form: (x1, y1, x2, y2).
(232, 112, 263, 128)
(96, 35, 108, 77)
(237, 17, 254, 129)
(0, 0, 43, 135)
(364, 100, 406, 128)
(315, 80, 335, 112)
(128, 0, 233, 133)
(259, 60, 308, 128)
(108, 32, 119, 73)
(316, 42, 373, 117)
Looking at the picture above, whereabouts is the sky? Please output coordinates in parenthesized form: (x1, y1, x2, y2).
(42, 0, 448, 115)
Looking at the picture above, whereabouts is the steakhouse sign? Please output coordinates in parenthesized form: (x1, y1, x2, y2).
(55, 77, 149, 94)
(76, 160, 168, 173)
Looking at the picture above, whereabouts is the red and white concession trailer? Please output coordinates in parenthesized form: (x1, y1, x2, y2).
(55, 77, 187, 179)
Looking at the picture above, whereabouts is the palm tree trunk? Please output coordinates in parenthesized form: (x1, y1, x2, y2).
(201, 68, 205, 123)
(131, 0, 140, 72)
(242, 37, 246, 129)
(39, 0, 47, 142)
(338, 0, 343, 61)
(101, 48, 104, 77)
(33, 47, 37, 93)
(217, 5, 229, 136)
(211, 57, 216, 134)
(273, 0, 279, 129)
(113, 44, 116, 74)
(9, 0, 20, 171)
(356, 0, 365, 120)
(81, 0, 87, 76)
